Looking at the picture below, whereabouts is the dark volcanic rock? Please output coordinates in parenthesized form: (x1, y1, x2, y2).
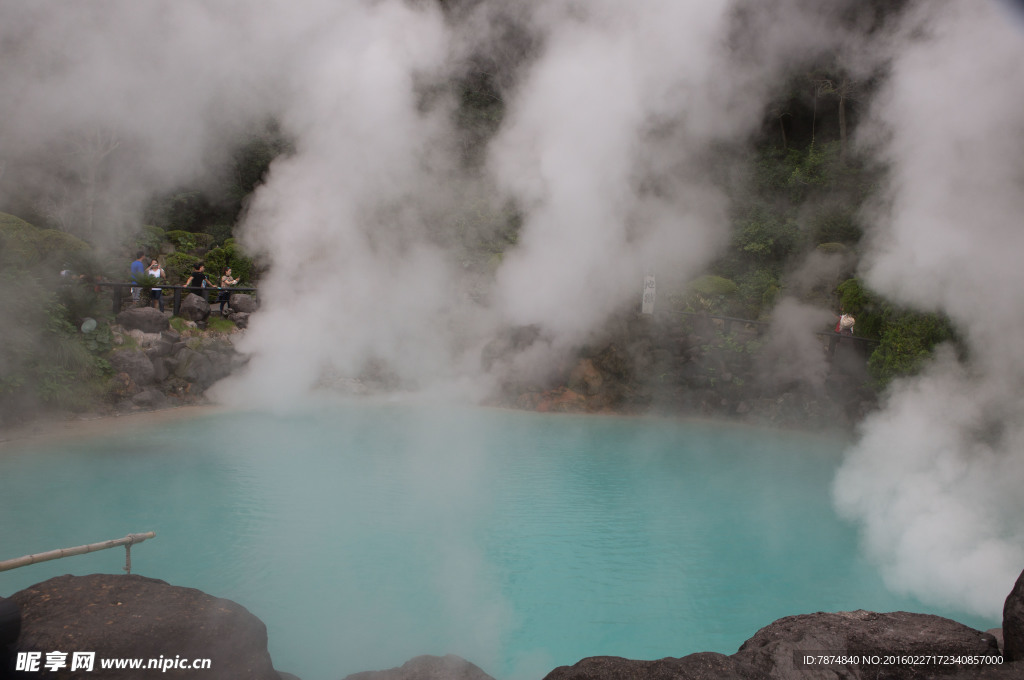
(109, 349, 155, 386)
(11, 574, 279, 679)
(173, 348, 216, 387)
(344, 654, 495, 680)
(568, 358, 603, 396)
(131, 387, 167, 409)
(228, 311, 250, 328)
(115, 307, 170, 333)
(734, 610, 1000, 679)
(1004, 568, 1024, 662)
(542, 653, 754, 680)
(179, 293, 211, 322)
(229, 293, 257, 314)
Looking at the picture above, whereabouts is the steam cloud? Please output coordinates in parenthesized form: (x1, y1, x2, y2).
(834, 0, 1024, 618)
(2, 0, 1022, 624)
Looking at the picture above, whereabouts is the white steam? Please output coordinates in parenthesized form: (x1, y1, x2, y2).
(4, 0, 1023, 625)
(0, 1, 293, 241)
(218, 0, 467, 404)
(835, 0, 1024, 618)
(757, 297, 834, 391)
(490, 0, 751, 346)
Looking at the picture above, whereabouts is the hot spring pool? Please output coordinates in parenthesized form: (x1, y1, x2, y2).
(0, 403, 995, 680)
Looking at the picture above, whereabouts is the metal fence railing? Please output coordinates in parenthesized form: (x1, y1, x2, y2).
(91, 282, 257, 317)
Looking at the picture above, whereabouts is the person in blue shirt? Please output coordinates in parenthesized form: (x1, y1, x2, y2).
(130, 251, 146, 304)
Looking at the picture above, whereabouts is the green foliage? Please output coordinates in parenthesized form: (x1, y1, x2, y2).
(689, 275, 739, 297)
(810, 206, 862, 245)
(836, 278, 883, 339)
(169, 317, 191, 334)
(147, 191, 212, 232)
(679, 275, 739, 314)
(0, 212, 92, 269)
(206, 223, 233, 245)
(869, 312, 954, 388)
(192, 233, 216, 251)
(786, 141, 837, 194)
(56, 281, 108, 327)
(837, 278, 955, 388)
(204, 247, 228, 279)
(228, 124, 291, 202)
(205, 241, 254, 284)
(206, 316, 236, 333)
(165, 230, 215, 254)
(130, 224, 165, 254)
(0, 272, 109, 417)
(733, 207, 801, 262)
(165, 252, 200, 284)
(735, 268, 781, 318)
(165, 229, 197, 251)
(816, 242, 849, 255)
(81, 323, 113, 355)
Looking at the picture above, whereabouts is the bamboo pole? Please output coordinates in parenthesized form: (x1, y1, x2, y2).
(0, 532, 156, 572)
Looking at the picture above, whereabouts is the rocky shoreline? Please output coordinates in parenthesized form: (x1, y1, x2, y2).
(5, 298, 879, 437)
(2, 569, 1021, 679)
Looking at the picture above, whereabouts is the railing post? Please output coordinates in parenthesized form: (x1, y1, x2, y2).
(0, 532, 156, 573)
(173, 287, 182, 316)
(112, 284, 122, 315)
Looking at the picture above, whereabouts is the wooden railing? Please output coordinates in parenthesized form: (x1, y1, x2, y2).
(0, 532, 156, 575)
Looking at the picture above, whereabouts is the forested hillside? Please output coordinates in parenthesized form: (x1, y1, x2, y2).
(0, 0, 957, 423)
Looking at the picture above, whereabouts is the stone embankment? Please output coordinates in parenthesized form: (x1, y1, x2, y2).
(484, 313, 878, 430)
(108, 293, 254, 412)
(3, 569, 1021, 679)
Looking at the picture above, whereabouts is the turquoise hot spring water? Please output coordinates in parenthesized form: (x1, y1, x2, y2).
(0, 402, 997, 680)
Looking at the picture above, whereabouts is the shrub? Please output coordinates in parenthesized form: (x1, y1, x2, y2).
(130, 225, 165, 254)
(836, 278, 882, 339)
(165, 252, 200, 284)
(868, 312, 954, 388)
(810, 206, 862, 245)
(206, 223, 233, 244)
(733, 206, 801, 263)
(735, 268, 781, 318)
(0, 212, 92, 268)
(682, 275, 739, 314)
(165, 230, 215, 254)
(689, 275, 739, 297)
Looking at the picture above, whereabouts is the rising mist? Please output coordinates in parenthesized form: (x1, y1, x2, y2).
(1, 0, 1022, 622)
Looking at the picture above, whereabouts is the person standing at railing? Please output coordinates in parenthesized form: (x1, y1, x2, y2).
(217, 267, 238, 316)
(130, 251, 146, 305)
(147, 259, 166, 313)
(184, 262, 209, 300)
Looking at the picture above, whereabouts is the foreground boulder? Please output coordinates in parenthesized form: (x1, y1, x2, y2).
(1005, 569, 1024, 662)
(229, 293, 258, 314)
(109, 349, 155, 387)
(544, 653, 754, 680)
(179, 293, 211, 322)
(344, 655, 495, 680)
(10, 574, 280, 679)
(734, 610, 1000, 679)
(116, 307, 170, 333)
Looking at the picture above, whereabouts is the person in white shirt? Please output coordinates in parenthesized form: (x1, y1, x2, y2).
(147, 260, 166, 312)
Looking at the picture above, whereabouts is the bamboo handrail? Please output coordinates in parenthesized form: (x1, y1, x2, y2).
(0, 532, 156, 575)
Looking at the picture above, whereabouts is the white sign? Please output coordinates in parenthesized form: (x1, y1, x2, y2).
(642, 274, 656, 314)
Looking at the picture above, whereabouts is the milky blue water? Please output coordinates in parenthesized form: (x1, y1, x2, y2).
(0, 403, 995, 680)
